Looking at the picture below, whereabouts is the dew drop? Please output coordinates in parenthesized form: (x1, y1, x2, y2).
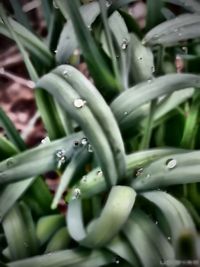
(153, 34, 159, 40)
(87, 25, 92, 31)
(124, 111, 128, 116)
(146, 173, 151, 179)
(6, 158, 15, 167)
(54, 49, 58, 54)
(41, 136, 50, 145)
(121, 38, 129, 50)
(81, 138, 88, 146)
(73, 140, 80, 148)
(167, 236, 171, 241)
(138, 56, 143, 61)
(155, 221, 158, 225)
(166, 158, 177, 170)
(135, 168, 143, 177)
(182, 46, 188, 54)
(147, 79, 152, 83)
(87, 144, 93, 153)
(73, 98, 86, 108)
(72, 188, 81, 200)
(115, 257, 120, 264)
(63, 69, 70, 76)
(55, 149, 66, 169)
(97, 170, 103, 176)
(178, 32, 182, 37)
(81, 175, 87, 183)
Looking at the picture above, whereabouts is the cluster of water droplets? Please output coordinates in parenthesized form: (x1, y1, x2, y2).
(55, 149, 67, 169)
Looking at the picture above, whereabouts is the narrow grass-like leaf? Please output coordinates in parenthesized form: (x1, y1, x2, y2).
(0, 107, 26, 151)
(146, 0, 164, 30)
(106, 234, 140, 266)
(132, 150, 200, 190)
(9, 0, 32, 31)
(0, 132, 83, 185)
(51, 147, 90, 209)
(8, 249, 113, 267)
(141, 191, 195, 242)
(53, 65, 126, 180)
(0, 136, 18, 160)
(67, 186, 136, 248)
(61, 0, 118, 95)
(0, 178, 35, 220)
(111, 73, 200, 130)
(35, 90, 67, 140)
(2, 202, 39, 260)
(123, 209, 174, 267)
(45, 227, 70, 253)
(24, 177, 53, 215)
(41, 0, 53, 32)
(56, 1, 100, 63)
(36, 214, 65, 245)
(0, 17, 53, 69)
(37, 72, 118, 186)
(143, 14, 200, 46)
(129, 33, 154, 82)
(69, 148, 185, 199)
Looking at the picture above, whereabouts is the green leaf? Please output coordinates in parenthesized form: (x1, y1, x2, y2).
(67, 186, 136, 248)
(123, 209, 174, 267)
(8, 249, 113, 267)
(51, 147, 90, 209)
(9, 0, 32, 31)
(2, 202, 39, 260)
(52, 65, 126, 181)
(0, 15, 53, 69)
(129, 33, 154, 82)
(0, 136, 19, 160)
(141, 191, 195, 243)
(70, 148, 185, 199)
(0, 107, 26, 151)
(146, 0, 164, 30)
(143, 14, 200, 46)
(132, 150, 200, 190)
(0, 178, 35, 220)
(37, 72, 119, 186)
(36, 214, 65, 245)
(45, 227, 71, 253)
(58, 0, 118, 96)
(111, 73, 200, 130)
(106, 234, 140, 266)
(56, 1, 100, 63)
(0, 132, 84, 185)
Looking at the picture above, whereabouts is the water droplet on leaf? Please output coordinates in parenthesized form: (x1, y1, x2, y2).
(6, 158, 15, 167)
(121, 38, 128, 50)
(97, 170, 103, 176)
(135, 168, 143, 177)
(167, 236, 171, 241)
(166, 158, 177, 169)
(72, 188, 81, 200)
(73, 99, 86, 108)
(81, 138, 88, 146)
(56, 149, 66, 169)
(87, 144, 93, 153)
